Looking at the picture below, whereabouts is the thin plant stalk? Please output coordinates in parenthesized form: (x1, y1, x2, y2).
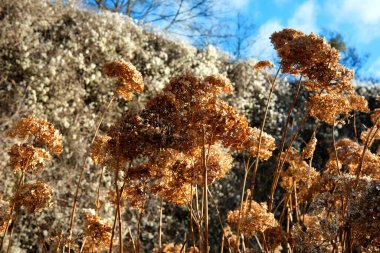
(249, 67, 281, 199)
(158, 198, 163, 248)
(6, 212, 18, 253)
(268, 75, 302, 211)
(95, 166, 105, 215)
(202, 140, 209, 253)
(68, 96, 115, 253)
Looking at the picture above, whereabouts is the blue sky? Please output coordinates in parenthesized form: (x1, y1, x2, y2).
(212, 0, 380, 79)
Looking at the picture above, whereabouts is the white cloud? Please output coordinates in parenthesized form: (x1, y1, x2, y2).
(249, 20, 283, 59)
(368, 57, 380, 79)
(326, 0, 380, 42)
(288, 0, 319, 34)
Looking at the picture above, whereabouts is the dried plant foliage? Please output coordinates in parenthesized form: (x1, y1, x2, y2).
(253, 60, 274, 70)
(82, 210, 112, 252)
(152, 243, 183, 253)
(7, 116, 63, 154)
(271, 28, 353, 93)
(227, 201, 278, 237)
(280, 148, 320, 202)
(8, 144, 50, 174)
(324, 138, 380, 179)
(0, 199, 11, 233)
(302, 133, 317, 159)
(103, 59, 144, 101)
(10, 182, 53, 214)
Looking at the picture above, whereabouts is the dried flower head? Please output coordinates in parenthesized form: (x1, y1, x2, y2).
(307, 93, 351, 125)
(271, 28, 353, 93)
(227, 201, 278, 237)
(11, 182, 53, 213)
(82, 210, 112, 252)
(280, 148, 320, 202)
(370, 108, 380, 126)
(302, 133, 317, 159)
(202, 74, 233, 95)
(0, 200, 11, 233)
(8, 144, 50, 174)
(152, 243, 183, 253)
(7, 116, 63, 154)
(103, 60, 144, 100)
(360, 127, 380, 147)
(348, 94, 370, 113)
(326, 138, 380, 178)
(243, 127, 276, 160)
(90, 135, 111, 165)
(254, 60, 274, 70)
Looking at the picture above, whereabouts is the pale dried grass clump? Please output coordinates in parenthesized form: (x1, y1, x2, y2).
(227, 201, 278, 237)
(103, 59, 144, 101)
(10, 182, 53, 214)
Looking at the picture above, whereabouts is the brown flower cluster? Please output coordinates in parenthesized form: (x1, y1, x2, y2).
(103, 59, 144, 100)
(325, 138, 379, 178)
(7, 116, 63, 154)
(8, 144, 50, 174)
(302, 133, 317, 159)
(82, 210, 112, 252)
(280, 148, 320, 202)
(0, 200, 11, 233)
(253, 60, 274, 70)
(10, 182, 53, 214)
(227, 201, 278, 237)
(307, 93, 369, 125)
(271, 28, 353, 93)
(93, 72, 275, 208)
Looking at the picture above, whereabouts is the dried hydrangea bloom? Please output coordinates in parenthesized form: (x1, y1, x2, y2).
(90, 135, 111, 165)
(242, 127, 276, 160)
(152, 243, 183, 253)
(227, 201, 278, 237)
(370, 108, 380, 125)
(202, 74, 233, 95)
(153, 180, 195, 206)
(0, 200, 11, 233)
(254, 60, 274, 70)
(326, 138, 380, 178)
(123, 183, 149, 211)
(185, 144, 233, 186)
(11, 182, 53, 213)
(271, 28, 353, 93)
(257, 226, 283, 252)
(348, 180, 380, 251)
(7, 116, 63, 154)
(103, 60, 144, 101)
(8, 144, 50, 174)
(280, 148, 320, 202)
(348, 94, 370, 113)
(360, 127, 380, 147)
(308, 93, 351, 125)
(82, 210, 112, 252)
(302, 133, 317, 159)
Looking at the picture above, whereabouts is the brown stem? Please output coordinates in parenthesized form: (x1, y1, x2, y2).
(332, 120, 341, 175)
(158, 198, 163, 248)
(95, 166, 105, 215)
(6, 212, 18, 253)
(202, 129, 209, 253)
(268, 76, 302, 211)
(68, 96, 115, 253)
(249, 67, 281, 199)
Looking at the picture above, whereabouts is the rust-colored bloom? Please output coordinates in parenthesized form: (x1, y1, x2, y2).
(103, 60, 144, 101)
(11, 182, 53, 214)
(254, 60, 274, 70)
(7, 116, 63, 154)
(227, 201, 278, 237)
(82, 210, 112, 252)
(8, 144, 50, 174)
